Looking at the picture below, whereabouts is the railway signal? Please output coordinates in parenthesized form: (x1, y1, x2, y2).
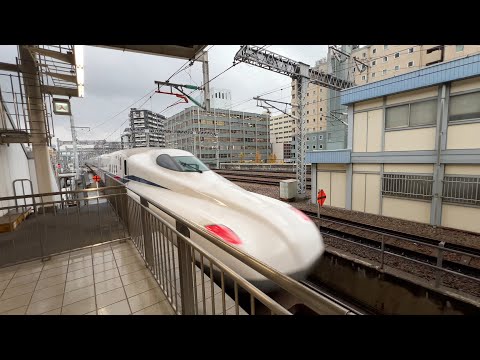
(317, 189, 327, 228)
(93, 175, 101, 183)
(317, 189, 327, 206)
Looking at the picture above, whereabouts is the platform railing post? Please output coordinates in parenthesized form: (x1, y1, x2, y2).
(380, 235, 385, 270)
(435, 241, 446, 288)
(140, 197, 154, 268)
(176, 222, 195, 315)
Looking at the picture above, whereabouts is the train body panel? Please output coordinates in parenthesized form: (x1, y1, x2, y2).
(86, 147, 324, 290)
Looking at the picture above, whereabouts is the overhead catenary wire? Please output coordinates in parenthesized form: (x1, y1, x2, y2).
(108, 47, 480, 140)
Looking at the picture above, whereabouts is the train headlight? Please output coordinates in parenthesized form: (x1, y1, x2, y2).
(205, 224, 242, 245)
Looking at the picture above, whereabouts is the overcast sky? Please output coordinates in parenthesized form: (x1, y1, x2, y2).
(0, 45, 329, 146)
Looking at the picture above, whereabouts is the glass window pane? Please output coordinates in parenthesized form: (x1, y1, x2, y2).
(449, 92, 480, 122)
(386, 105, 409, 128)
(410, 100, 437, 126)
(156, 154, 182, 171)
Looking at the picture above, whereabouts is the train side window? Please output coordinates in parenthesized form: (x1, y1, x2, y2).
(156, 154, 182, 171)
(124, 160, 127, 176)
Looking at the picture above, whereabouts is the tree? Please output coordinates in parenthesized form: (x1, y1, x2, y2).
(239, 152, 245, 163)
(273, 153, 277, 163)
(255, 151, 261, 163)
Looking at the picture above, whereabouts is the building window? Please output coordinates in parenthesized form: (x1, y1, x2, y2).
(372, 48, 377, 54)
(362, 52, 366, 57)
(320, 108, 322, 111)
(372, 73, 376, 78)
(385, 99, 437, 129)
(307, 137, 309, 141)
(312, 136, 316, 140)
(292, 111, 295, 115)
(443, 176, 480, 206)
(313, 145, 316, 149)
(456, 45, 464, 52)
(372, 60, 376, 66)
(384, 45, 389, 50)
(307, 145, 310, 149)
(394, 52, 400, 58)
(319, 135, 323, 140)
(408, 61, 414, 67)
(361, 75, 366, 81)
(292, 94, 295, 99)
(395, 65, 400, 71)
(307, 111, 309, 114)
(408, 47, 414, 53)
(383, 69, 387, 75)
(449, 91, 480, 122)
(307, 92, 309, 96)
(313, 118, 316, 122)
(382, 174, 433, 200)
(383, 56, 388, 62)
(319, 144, 323, 149)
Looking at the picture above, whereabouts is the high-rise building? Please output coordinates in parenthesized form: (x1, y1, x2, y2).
(166, 106, 270, 167)
(122, 108, 166, 148)
(269, 113, 294, 162)
(291, 45, 480, 152)
(350, 45, 480, 85)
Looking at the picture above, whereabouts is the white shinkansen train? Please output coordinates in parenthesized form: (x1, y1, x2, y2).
(87, 148, 324, 291)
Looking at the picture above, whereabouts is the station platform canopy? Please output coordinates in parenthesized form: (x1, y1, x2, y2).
(95, 45, 208, 60)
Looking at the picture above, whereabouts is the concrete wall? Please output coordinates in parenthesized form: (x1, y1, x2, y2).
(386, 86, 438, 105)
(316, 164, 347, 208)
(441, 204, 480, 233)
(444, 164, 480, 175)
(383, 164, 434, 174)
(352, 164, 382, 215)
(384, 127, 436, 151)
(447, 123, 480, 150)
(382, 197, 431, 224)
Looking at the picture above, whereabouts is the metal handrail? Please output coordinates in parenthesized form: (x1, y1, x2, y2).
(127, 186, 350, 315)
(84, 165, 352, 315)
(134, 196, 291, 315)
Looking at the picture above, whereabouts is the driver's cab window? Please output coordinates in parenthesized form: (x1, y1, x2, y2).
(156, 154, 182, 171)
(156, 154, 210, 172)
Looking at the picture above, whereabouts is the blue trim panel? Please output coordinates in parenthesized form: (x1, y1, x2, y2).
(341, 54, 480, 105)
(306, 149, 351, 164)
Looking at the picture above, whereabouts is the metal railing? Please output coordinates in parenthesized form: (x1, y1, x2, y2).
(382, 173, 434, 200)
(0, 186, 128, 267)
(1, 171, 355, 315)
(318, 216, 480, 290)
(442, 175, 480, 207)
(98, 171, 354, 315)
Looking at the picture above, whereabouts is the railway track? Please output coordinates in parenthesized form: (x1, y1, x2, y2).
(217, 172, 312, 190)
(302, 210, 480, 289)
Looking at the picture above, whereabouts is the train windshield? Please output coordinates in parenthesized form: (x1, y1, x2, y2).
(173, 156, 210, 172)
(156, 154, 210, 173)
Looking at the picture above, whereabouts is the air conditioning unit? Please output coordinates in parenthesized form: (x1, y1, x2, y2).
(280, 179, 297, 202)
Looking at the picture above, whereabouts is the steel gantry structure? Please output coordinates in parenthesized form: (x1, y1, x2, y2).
(234, 45, 354, 197)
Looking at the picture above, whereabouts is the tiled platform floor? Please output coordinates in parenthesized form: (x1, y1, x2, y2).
(0, 240, 175, 315)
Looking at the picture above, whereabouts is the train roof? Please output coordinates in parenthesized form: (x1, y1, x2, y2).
(100, 147, 193, 159)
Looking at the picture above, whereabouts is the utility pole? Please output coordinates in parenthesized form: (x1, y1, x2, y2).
(215, 133, 219, 169)
(201, 51, 211, 112)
